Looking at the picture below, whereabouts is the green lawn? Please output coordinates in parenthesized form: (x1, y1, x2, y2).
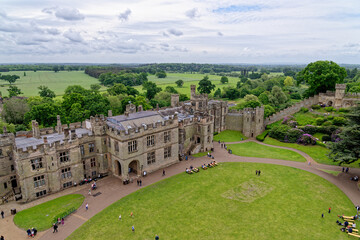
(13, 194, 84, 231)
(213, 130, 247, 142)
(263, 137, 360, 168)
(229, 142, 306, 162)
(192, 151, 211, 158)
(0, 71, 103, 97)
(68, 163, 355, 240)
(293, 112, 317, 126)
(320, 169, 341, 176)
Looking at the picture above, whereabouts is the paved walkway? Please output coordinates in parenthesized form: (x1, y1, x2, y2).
(0, 140, 359, 240)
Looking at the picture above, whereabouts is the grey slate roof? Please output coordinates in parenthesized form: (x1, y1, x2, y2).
(106, 111, 165, 131)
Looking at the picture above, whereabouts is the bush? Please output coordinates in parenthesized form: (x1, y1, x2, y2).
(269, 124, 291, 141)
(316, 141, 327, 147)
(290, 92, 301, 100)
(325, 106, 335, 112)
(338, 108, 350, 113)
(300, 107, 309, 113)
(213, 132, 218, 136)
(315, 117, 325, 126)
(322, 121, 332, 126)
(284, 128, 304, 143)
(256, 130, 269, 142)
(301, 125, 317, 135)
(326, 115, 334, 120)
(297, 134, 317, 145)
(322, 135, 331, 141)
(332, 117, 346, 126)
(311, 104, 321, 110)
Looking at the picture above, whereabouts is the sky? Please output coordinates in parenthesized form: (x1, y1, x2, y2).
(0, 0, 360, 64)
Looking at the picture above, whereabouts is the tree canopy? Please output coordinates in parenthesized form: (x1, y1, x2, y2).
(297, 60, 347, 96)
(38, 85, 56, 98)
(175, 79, 184, 87)
(197, 76, 215, 94)
(7, 85, 22, 97)
(143, 81, 162, 100)
(220, 76, 229, 84)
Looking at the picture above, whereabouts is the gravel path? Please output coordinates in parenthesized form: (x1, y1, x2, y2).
(1, 140, 359, 240)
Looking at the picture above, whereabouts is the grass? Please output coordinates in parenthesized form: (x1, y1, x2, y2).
(293, 112, 317, 126)
(314, 133, 326, 141)
(265, 120, 282, 130)
(68, 162, 355, 240)
(229, 142, 306, 162)
(263, 137, 360, 168)
(13, 194, 84, 231)
(192, 151, 211, 158)
(320, 169, 341, 176)
(0, 71, 103, 97)
(213, 130, 247, 142)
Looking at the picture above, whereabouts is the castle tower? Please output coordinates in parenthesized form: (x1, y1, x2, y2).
(254, 106, 265, 136)
(334, 84, 346, 108)
(56, 115, 62, 133)
(171, 94, 179, 108)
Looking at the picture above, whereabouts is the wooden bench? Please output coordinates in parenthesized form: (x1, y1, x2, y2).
(348, 233, 360, 238)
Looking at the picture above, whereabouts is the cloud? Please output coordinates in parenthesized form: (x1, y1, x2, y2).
(42, 7, 56, 14)
(63, 30, 83, 42)
(185, 8, 200, 19)
(118, 9, 131, 21)
(54, 8, 85, 21)
(168, 28, 183, 36)
(162, 31, 169, 37)
(217, 31, 223, 36)
(45, 28, 60, 35)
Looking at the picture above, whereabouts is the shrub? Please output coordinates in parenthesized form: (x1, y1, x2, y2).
(332, 117, 346, 126)
(300, 107, 309, 113)
(315, 117, 325, 126)
(297, 134, 317, 145)
(326, 115, 334, 120)
(311, 104, 321, 110)
(213, 132, 218, 136)
(301, 125, 317, 135)
(288, 120, 298, 128)
(284, 128, 304, 143)
(282, 116, 294, 125)
(322, 135, 331, 141)
(290, 92, 301, 99)
(256, 130, 269, 142)
(322, 121, 332, 126)
(338, 108, 350, 113)
(269, 124, 291, 141)
(325, 106, 335, 112)
(316, 141, 327, 147)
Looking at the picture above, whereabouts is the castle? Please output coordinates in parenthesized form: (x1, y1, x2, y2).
(0, 84, 357, 203)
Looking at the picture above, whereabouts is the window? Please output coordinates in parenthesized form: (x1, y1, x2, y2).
(36, 190, 46, 198)
(147, 135, 155, 146)
(197, 126, 201, 133)
(199, 101, 203, 108)
(59, 151, 69, 163)
(128, 140, 137, 153)
(83, 161, 86, 170)
(147, 151, 156, 165)
(92, 171, 97, 176)
(164, 146, 171, 159)
(90, 158, 96, 168)
(33, 175, 45, 188)
(0, 149, 2, 156)
(4, 182, 7, 189)
(115, 141, 119, 152)
(108, 138, 111, 147)
(164, 131, 171, 143)
(89, 143, 95, 153)
(80, 145, 85, 156)
(61, 168, 72, 179)
(208, 125, 210, 132)
(31, 158, 43, 170)
(208, 136, 211, 143)
(11, 165, 14, 171)
(103, 139, 107, 145)
(63, 182, 72, 188)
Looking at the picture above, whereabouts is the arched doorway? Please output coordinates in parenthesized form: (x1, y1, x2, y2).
(327, 101, 333, 107)
(115, 161, 122, 176)
(128, 160, 139, 175)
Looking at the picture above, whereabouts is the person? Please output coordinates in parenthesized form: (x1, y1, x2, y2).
(86, 203, 89, 210)
(346, 167, 349, 173)
(53, 223, 58, 233)
(256, 170, 258, 175)
(349, 228, 353, 233)
(27, 228, 32, 236)
(1, 210, 4, 219)
(342, 167, 345, 172)
(143, 171, 147, 177)
(32, 227, 37, 236)
(308, 161, 311, 166)
(0, 235, 4, 240)
(163, 169, 165, 176)
(137, 179, 139, 186)
(88, 189, 91, 195)
(131, 212, 133, 217)
(352, 223, 356, 228)
(61, 218, 64, 225)
(322, 213, 324, 218)
(58, 218, 61, 225)
(119, 215, 122, 220)
(31, 228, 35, 237)
(132, 226, 135, 232)
(155, 234, 159, 240)
(140, 179, 142, 186)
(258, 170, 261, 176)
(344, 221, 349, 227)
(329, 207, 331, 213)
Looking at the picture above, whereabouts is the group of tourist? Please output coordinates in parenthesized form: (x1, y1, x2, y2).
(337, 215, 359, 235)
(185, 161, 218, 174)
(52, 217, 65, 234)
(186, 165, 199, 174)
(27, 227, 37, 237)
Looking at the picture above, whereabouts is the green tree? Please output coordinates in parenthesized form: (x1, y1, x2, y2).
(7, 85, 22, 97)
(269, 86, 288, 105)
(258, 92, 270, 105)
(90, 84, 101, 91)
(38, 85, 56, 98)
(264, 105, 275, 118)
(284, 76, 294, 87)
(154, 92, 171, 107)
(142, 81, 162, 100)
(297, 60, 347, 96)
(24, 102, 63, 127)
(155, 71, 167, 78)
(165, 86, 178, 94)
(1, 98, 29, 124)
(214, 88, 221, 98)
(328, 104, 360, 164)
(107, 83, 128, 96)
(223, 87, 240, 100)
(53, 65, 59, 73)
(198, 76, 215, 94)
(244, 94, 259, 102)
(220, 76, 229, 84)
(24, 72, 26, 77)
(0, 74, 20, 84)
(175, 79, 184, 87)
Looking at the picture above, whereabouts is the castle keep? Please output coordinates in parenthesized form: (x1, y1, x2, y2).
(0, 84, 357, 203)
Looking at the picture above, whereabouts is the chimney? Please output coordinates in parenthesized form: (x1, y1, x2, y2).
(56, 115, 62, 133)
(171, 94, 179, 108)
(43, 136, 48, 144)
(156, 103, 159, 111)
(32, 120, 40, 139)
(64, 128, 70, 138)
(71, 129, 76, 140)
(125, 111, 129, 117)
(108, 110, 113, 117)
(138, 105, 143, 112)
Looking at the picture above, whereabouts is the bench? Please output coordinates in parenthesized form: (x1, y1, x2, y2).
(348, 233, 360, 238)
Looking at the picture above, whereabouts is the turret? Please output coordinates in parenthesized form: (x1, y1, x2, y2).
(190, 85, 196, 99)
(171, 94, 179, 108)
(56, 115, 62, 133)
(31, 120, 40, 139)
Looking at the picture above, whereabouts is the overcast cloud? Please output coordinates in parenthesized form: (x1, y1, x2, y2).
(0, 0, 359, 63)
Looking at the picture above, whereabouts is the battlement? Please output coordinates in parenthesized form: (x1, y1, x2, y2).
(228, 106, 264, 115)
(336, 84, 346, 90)
(319, 91, 335, 97)
(345, 92, 360, 98)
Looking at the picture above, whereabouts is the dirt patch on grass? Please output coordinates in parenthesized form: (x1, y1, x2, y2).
(221, 179, 273, 203)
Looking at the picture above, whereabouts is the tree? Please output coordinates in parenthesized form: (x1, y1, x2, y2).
(244, 94, 259, 102)
(197, 76, 215, 94)
(38, 85, 56, 98)
(53, 65, 59, 73)
(220, 76, 229, 84)
(284, 76, 294, 87)
(165, 86, 178, 94)
(0, 74, 20, 84)
(223, 87, 240, 100)
(142, 81, 162, 100)
(24, 102, 63, 127)
(264, 105, 275, 118)
(269, 86, 288, 105)
(297, 60, 347, 96)
(90, 84, 101, 91)
(107, 83, 128, 96)
(1, 98, 29, 124)
(155, 71, 167, 78)
(258, 92, 270, 105)
(214, 88, 221, 98)
(7, 85, 22, 97)
(175, 79, 184, 87)
(24, 72, 26, 77)
(328, 104, 360, 164)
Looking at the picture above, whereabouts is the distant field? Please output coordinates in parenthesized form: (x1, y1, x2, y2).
(0, 71, 103, 97)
